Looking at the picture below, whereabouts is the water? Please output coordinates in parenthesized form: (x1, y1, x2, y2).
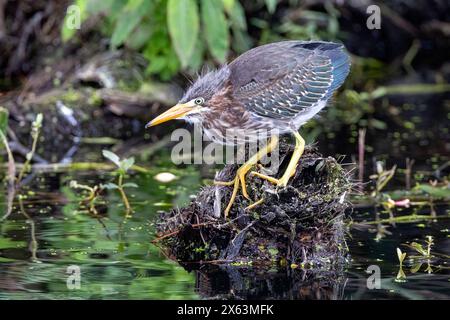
(0, 166, 448, 300)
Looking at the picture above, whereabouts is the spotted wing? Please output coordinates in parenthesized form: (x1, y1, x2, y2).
(229, 41, 350, 120)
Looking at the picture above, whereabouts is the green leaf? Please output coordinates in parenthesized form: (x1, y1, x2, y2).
(126, 20, 153, 50)
(414, 184, 450, 200)
(102, 150, 121, 167)
(167, 0, 199, 67)
(396, 248, 406, 263)
(222, 0, 235, 13)
(188, 38, 205, 71)
(102, 183, 119, 190)
(0, 106, 8, 135)
(201, 0, 229, 63)
(410, 242, 427, 256)
(120, 157, 135, 172)
(61, 0, 88, 42)
(229, 1, 247, 30)
(34, 113, 43, 127)
(110, 0, 152, 48)
(122, 182, 138, 188)
(410, 262, 423, 273)
(265, 0, 278, 14)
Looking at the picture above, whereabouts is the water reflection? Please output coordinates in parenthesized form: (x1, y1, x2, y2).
(193, 265, 347, 300)
(0, 170, 448, 300)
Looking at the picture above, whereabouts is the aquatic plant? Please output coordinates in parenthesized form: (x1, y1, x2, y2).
(395, 247, 407, 282)
(16, 114, 43, 184)
(0, 107, 15, 221)
(0, 110, 43, 221)
(405, 236, 434, 259)
(69, 180, 102, 215)
(0, 110, 43, 186)
(102, 150, 138, 217)
(370, 161, 397, 198)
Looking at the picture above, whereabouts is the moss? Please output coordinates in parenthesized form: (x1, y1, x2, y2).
(87, 90, 103, 107)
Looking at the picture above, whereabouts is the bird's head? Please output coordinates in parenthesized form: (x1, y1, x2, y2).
(145, 67, 230, 128)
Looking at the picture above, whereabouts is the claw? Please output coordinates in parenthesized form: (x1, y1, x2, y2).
(224, 177, 240, 217)
(214, 179, 234, 186)
(245, 198, 265, 211)
(216, 136, 280, 218)
(222, 165, 252, 217)
(250, 171, 280, 185)
(250, 131, 305, 189)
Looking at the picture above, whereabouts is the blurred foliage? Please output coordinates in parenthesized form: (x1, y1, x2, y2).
(63, 0, 250, 80)
(62, 0, 347, 80)
(0, 107, 8, 136)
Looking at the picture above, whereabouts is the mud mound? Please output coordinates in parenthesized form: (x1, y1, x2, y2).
(155, 142, 353, 269)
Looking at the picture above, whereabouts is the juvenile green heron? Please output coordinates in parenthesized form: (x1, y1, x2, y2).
(147, 41, 350, 217)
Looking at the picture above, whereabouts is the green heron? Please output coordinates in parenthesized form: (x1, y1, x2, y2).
(147, 41, 350, 217)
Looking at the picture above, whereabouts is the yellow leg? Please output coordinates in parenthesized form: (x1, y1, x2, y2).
(245, 197, 265, 211)
(250, 131, 305, 187)
(214, 136, 279, 217)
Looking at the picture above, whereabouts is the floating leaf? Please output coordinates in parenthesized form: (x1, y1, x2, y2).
(201, 0, 229, 63)
(167, 0, 199, 67)
(414, 184, 450, 200)
(102, 150, 121, 167)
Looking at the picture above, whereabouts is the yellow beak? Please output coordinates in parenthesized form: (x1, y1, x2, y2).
(145, 103, 193, 128)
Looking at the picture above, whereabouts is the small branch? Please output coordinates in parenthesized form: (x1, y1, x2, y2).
(358, 128, 366, 192)
(152, 222, 215, 243)
(117, 174, 132, 216)
(0, 131, 16, 222)
(18, 196, 39, 262)
(17, 114, 42, 184)
(405, 158, 415, 190)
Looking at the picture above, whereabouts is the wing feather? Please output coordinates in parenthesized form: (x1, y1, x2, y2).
(229, 41, 350, 120)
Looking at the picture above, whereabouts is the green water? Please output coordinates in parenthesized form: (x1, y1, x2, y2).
(0, 166, 448, 300)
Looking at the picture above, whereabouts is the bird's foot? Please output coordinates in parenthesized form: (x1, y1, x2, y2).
(214, 164, 253, 217)
(250, 170, 295, 188)
(244, 197, 264, 211)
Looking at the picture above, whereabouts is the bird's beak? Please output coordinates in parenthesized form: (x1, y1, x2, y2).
(145, 103, 194, 128)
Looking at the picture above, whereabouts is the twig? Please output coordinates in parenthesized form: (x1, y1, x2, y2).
(358, 128, 366, 192)
(405, 158, 415, 190)
(152, 222, 215, 243)
(17, 114, 42, 184)
(117, 174, 132, 216)
(0, 0, 6, 40)
(0, 131, 16, 222)
(18, 196, 39, 262)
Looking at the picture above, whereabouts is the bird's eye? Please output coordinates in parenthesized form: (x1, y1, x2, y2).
(194, 98, 204, 105)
